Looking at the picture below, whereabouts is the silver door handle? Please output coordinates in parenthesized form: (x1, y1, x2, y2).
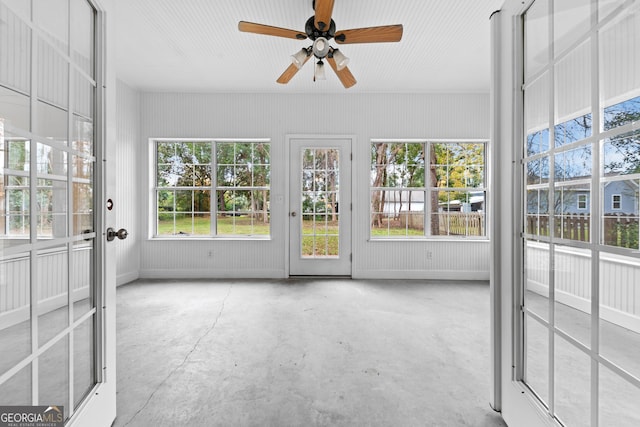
(106, 227, 128, 242)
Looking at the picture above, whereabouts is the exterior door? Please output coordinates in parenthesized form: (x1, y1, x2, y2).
(289, 137, 351, 276)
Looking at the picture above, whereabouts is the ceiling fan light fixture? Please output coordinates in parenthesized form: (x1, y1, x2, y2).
(314, 60, 326, 81)
(290, 48, 310, 69)
(331, 49, 350, 71)
(312, 37, 330, 58)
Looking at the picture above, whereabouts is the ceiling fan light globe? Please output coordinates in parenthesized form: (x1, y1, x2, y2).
(314, 60, 326, 81)
(290, 49, 309, 69)
(312, 37, 330, 58)
(332, 49, 350, 71)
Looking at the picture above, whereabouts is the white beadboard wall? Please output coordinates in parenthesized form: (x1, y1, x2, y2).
(115, 80, 141, 285)
(138, 92, 491, 280)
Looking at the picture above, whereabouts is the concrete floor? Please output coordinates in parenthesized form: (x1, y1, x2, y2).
(114, 279, 506, 427)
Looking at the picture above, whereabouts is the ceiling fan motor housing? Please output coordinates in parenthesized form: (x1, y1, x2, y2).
(305, 16, 336, 41)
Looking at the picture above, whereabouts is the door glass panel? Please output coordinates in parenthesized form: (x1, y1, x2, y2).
(599, 252, 640, 380)
(0, 364, 31, 406)
(524, 0, 549, 79)
(554, 334, 590, 427)
(38, 246, 69, 346)
(524, 315, 549, 405)
(301, 148, 339, 258)
(599, 365, 640, 426)
(0, 251, 31, 376)
(525, 241, 550, 322)
(554, 244, 591, 347)
(73, 315, 95, 408)
(70, 0, 94, 78)
(39, 336, 69, 421)
(73, 241, 94, 321)
(0, 87, 30, 131)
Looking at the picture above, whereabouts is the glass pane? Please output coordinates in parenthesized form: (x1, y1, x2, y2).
(73, 315, 95, 409)
(526, 189, 550, 236)
(601, 179, 639, 250)
(554, 145, 592, 181)
(73, 72, 94, 120)
(35, 101, 67, 145)
(39, 335, 69, 421)
(603, 96, 640, 131)
(73, 115, 93, 155)
(0, 87, 30, 131)
(37, 179, 68, 239)
(600, 7, 640, 109)
(525, 315, 549, 405)
(0, 3, 31, 94)
(553, 184, 591, 242)
(0, 364, 31, 406)
(38, 246, 69, 346)
(599, 252, 640, 380)
(37, 41, 69, 109)
(599, 365, 640, 426)
(525, 240, 550, 321)
(0, 252, 31, 376)
(554, 335, 590, 427)
(554, 245, 591, 347)
(524, 74, 550, 138)
(432, 191, 485, 236)
(555, 42, 591, 128)
(525, 0, 549, 79)
(603, 131, 640, 176)
(554, 0, 590, 57)
(72, 241, 94, 320)
(70, 0, 94, 77)
(300, 148, 339, 257)
(157, 212, 174, 236)
(73, 157, 93, 236)
(526, 157, 550, 185)
(599, 0, 626, 22)
(554, 114, 592, 147)
(34, 0, 69, 50)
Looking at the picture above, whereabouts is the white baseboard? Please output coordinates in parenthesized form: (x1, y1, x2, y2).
(117, 271, 140, 287)
(352, 269, 490, 281)
(139, 268, 287, 280)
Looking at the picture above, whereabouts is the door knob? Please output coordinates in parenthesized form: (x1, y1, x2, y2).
(290, 211, 297, 217)
(106, 227, 128, 242)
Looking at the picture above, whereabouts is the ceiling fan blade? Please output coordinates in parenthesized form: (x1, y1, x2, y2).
(277, 56, 311, 84)
(334, 24, 403, 44)
(327, 57, 356, 89)
(238, 21, 307, 40)
(314, 0, 335, 31)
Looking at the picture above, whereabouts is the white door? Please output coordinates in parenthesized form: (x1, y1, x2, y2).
(289, 137, 352, 276)
(0, 1, 116, 425)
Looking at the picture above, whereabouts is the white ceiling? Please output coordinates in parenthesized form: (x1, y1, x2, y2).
(114, 0, 504, 94)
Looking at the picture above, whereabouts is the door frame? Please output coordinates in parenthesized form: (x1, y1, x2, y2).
(285, 134, 355, 277)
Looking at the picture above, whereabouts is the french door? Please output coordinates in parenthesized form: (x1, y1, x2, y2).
(288, 137, 352, 276)
(516, 1, 640, 426)
(0, 1, 115, 425)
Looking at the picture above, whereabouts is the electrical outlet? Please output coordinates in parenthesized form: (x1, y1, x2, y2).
(426, 251, 433, 260)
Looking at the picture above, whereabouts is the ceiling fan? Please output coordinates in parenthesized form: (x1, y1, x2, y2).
(238, 0, 403, 88)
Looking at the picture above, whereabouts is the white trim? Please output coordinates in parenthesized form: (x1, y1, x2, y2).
(353, 269, 490, 281)
(116, 271, 139, 287)
(139, 268, 286, 280)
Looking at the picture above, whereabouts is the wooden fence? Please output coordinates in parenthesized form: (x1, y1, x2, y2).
(526, 213, 639, 248)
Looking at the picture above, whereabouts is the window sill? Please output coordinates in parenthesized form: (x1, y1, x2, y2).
(367, 236, 489, 242)
(149, 236, 272, 242)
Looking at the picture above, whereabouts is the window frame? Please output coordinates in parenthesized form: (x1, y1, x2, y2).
(577, 193, 588, 210)
(369, 138, 488, 240)
(611, 193, 621, 210)
(150, 138, 271, 239)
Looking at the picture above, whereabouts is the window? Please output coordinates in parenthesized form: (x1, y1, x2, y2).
(370, 140, 486, 238)
(154, 140, 270, 237)
(577, 193, 587, 210)
(611, 194, 621, 210)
